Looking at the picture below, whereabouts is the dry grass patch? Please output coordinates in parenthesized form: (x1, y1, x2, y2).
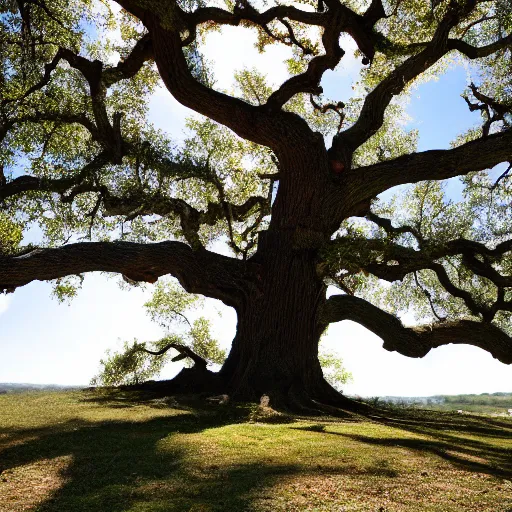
(0, 456, 72, 512)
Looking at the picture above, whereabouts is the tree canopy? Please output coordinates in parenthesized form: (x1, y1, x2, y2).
(0, 0, 511, 408)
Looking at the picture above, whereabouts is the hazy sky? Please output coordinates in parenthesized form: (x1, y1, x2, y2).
(1, 8, 510, 396)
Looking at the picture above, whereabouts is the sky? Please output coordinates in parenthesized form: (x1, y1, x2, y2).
(0, 6, 511, 397)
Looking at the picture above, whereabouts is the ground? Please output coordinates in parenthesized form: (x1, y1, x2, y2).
(0, 390, 511, 512)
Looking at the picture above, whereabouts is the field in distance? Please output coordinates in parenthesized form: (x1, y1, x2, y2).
(372, 392, 512, 416)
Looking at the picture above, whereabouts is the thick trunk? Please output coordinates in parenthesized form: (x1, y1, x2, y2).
(218, 234, 342, 409)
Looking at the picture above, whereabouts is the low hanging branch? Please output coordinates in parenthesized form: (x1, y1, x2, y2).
(321, 295, 512, 364)
(140, 341, 208, 370)
(0, 241, 259, 308)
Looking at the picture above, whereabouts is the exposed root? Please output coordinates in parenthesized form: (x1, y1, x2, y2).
(122, 367, 223, 395)
(120, 372, 373, 419)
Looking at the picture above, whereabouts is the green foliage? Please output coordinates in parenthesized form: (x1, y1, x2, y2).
(0, 213, 22, 254)
(51, 275, 84, 304)
(91, 338, 172, 386)
(144, 280, 200, 328)
(189, 317, 226, 364)
(92, 279, 226, 386)
(318, 347, 353, 391)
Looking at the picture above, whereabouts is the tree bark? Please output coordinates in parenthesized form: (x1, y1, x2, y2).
(214, 230, 358, 412)
(221, 241, 325, 402)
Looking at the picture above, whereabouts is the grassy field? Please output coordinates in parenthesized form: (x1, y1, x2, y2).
(0, 390, 511, 512)
(423, 393, 512, 415)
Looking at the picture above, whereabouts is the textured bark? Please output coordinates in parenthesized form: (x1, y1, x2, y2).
(220, 242, 326, 402)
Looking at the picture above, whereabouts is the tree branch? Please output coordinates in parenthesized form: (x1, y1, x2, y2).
(266, 3, 349, 110)
(114, 0, 380, 157)
(321, 294, 512, 364)
(102, 191, 267, 250)
(140, 341, 208, 369)
(102, 33, 153, 87)
(447, 32, 512, 59)
(334, 9, 461, 158)
(0, 241, 258, 308)
(366, 211, 422, 242)
(340, 127, 512, 209)
(333, 5, 511, 161)
(0, 152, 110, 203)
(326, 231, 512, 321)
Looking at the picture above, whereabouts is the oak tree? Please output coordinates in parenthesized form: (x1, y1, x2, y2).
(0, 0, 511, 410)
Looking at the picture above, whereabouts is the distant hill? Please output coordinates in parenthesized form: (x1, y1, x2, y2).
(372, 392, 512, 414)
(0, 383, 83, 394)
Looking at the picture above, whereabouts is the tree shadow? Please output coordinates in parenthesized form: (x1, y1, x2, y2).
(2, 394, 511, 511)
(293, 410, 512, 478)
(0, 410, 306, 511)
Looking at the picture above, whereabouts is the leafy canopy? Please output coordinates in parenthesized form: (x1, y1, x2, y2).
(1, 0, 511, 369)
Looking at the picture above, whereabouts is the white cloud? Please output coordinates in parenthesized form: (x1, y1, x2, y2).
(201, 25, 293, 92)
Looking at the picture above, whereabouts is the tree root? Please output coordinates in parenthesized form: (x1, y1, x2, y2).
(121, 372, 372, 418)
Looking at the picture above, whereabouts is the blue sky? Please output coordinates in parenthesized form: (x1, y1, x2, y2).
(0, 15, 510, 396)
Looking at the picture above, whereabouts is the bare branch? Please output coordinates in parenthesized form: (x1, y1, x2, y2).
(321, 294, 512, 364)
(140, 341, 207, 369)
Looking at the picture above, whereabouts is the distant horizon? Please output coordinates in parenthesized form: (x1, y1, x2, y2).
(1, 381, 510, 399)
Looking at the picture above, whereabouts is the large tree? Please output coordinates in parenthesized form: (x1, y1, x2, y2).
(0, 0, 511, 410)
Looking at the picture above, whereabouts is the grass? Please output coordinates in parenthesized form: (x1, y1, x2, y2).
(0, 390, 511, 512)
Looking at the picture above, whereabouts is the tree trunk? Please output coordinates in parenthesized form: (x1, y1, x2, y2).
(217, 232, 346, 410)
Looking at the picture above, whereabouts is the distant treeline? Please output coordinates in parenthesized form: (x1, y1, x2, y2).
(0, 383, 81, 394)
(431, 392, 512, 407)
(365, 392, 512, 413)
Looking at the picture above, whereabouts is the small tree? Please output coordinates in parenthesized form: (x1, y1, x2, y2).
(91, 339, 169, 386)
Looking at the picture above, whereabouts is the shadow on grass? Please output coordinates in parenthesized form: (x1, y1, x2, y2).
(2, 393, 511, 511)
(294, 409, 512, 479)
(0, 409, 303, 512)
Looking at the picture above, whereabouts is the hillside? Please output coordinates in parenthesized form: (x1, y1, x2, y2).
(0, 389, 511, 511)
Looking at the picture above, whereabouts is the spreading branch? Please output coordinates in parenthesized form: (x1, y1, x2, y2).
(114, 0, 385, 157)
(338, 127, 512, 214)
(327, 230, 512, 321)
(321, 294, 512, 364)
(0, 241, 259, 308)
(333, 4, 511, 163)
